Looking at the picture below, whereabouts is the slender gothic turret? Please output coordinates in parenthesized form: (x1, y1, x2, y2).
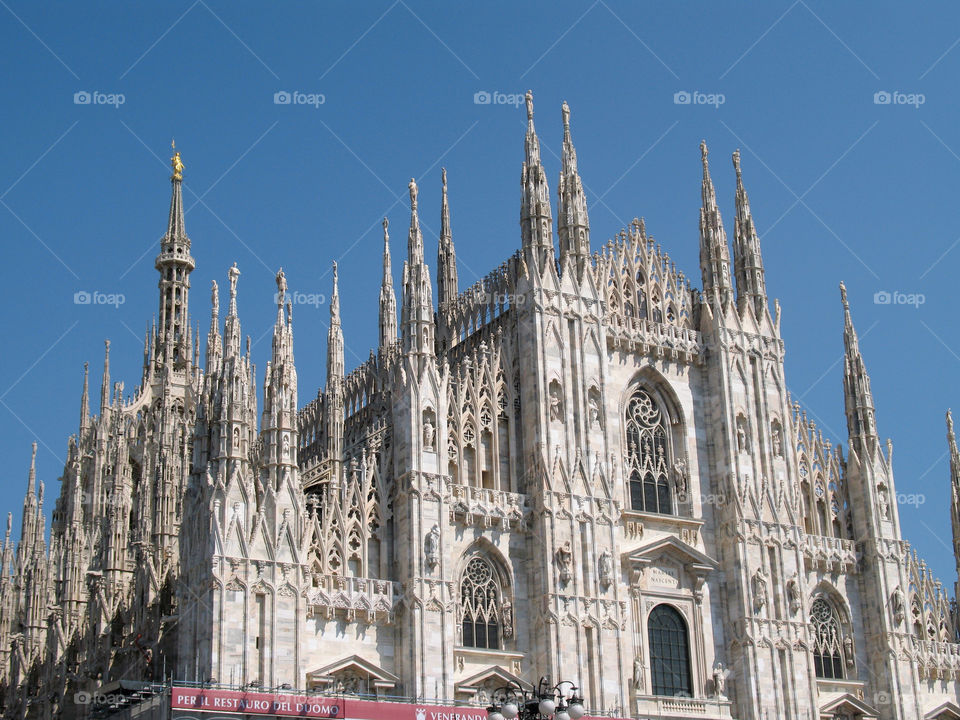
(948, 410, 960, 604)
(155, 143, 196, 369)
(325, 263, 345, 476)
(100, 339, 111, 415)
(520, 91, 555, 274)
(699, 141, 733, 308)
(841, 282, 878, 448)
(79, 362, 89, 432)
(380, 219, 398, 350)
(437, 169, 458, 306)
(732, 150, 768, 319)
(206, 279, 222, 371)
(328, 263, 344, 383)
(401, 179, 436, 365)
(557, 100, 590, 278)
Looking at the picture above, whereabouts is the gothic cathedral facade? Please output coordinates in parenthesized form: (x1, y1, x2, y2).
(1, 93, 959, 720)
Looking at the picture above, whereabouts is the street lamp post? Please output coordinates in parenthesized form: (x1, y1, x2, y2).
(486, 679, 585, 720)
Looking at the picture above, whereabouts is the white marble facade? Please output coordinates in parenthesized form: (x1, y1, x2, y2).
(2, 94, 960, 720)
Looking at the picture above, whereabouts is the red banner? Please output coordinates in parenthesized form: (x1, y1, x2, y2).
(171, 687, 491, 720)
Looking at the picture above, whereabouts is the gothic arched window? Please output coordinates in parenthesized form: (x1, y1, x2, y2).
(811, 597, 844, 679)
(626, 388, 673, 514)
(460, 557, 502, 650)
(648, 604, 691, 697)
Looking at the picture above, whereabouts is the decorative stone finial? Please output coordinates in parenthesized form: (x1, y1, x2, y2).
(408, 178, 418, 210)
(276, 268, 287, 302)
(561, 100, 570, 131)
(171, 140, 184, 181)
(525, 90, 534, 121)
(839, 281, 849, 309)
(700, 140, 709, 166)
(229, 263, 240, 296)
(732, 149, 741, 176)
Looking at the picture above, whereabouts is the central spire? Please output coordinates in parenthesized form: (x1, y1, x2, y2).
(155, 141, 196, 369)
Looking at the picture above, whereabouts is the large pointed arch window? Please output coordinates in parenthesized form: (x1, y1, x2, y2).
(626, 388, 673, 514)
(460, 557, 502, 650)
(811, 597, 844, 679)
(648, 604, 691, 696)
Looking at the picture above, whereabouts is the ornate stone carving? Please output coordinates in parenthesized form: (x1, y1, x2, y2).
(598, 548, 613, 589)
(752, 566, 768, 611)
(424, 524, 440, 572)
(556, 540, 573, 585)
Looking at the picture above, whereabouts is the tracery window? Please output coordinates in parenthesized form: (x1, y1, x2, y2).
(648, 604, 691, 696)
(811, 597, 844, 679)
(460, 557, 502, 650)
(626, 388, 673, 514)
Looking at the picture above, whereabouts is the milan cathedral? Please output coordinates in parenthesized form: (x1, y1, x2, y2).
(2, 92, 960, 720)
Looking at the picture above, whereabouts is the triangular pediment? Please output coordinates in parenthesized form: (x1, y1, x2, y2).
(926, 701, 960, 719)
(624, 535, 718, 571)
(456, 665, 531, 693)
(307, 654, 399, 685)
(819, 692, 879, 719)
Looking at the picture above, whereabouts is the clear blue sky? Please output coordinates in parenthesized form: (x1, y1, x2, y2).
(1, 1, 958, 584)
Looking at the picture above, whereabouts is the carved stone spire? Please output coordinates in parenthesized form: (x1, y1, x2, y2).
(520, 91, 555, 274)
(206, 279, 222, 371)
(79, 362, 89, 432)
(732, 150, 768, 319)
(437, 169, 458, 306)
(100, 339, 111, 413)
(401, 178, 435, 361)
(948, 410, 960, 591)
(224, 263, 242, 359)
(380, 218, 398, 350)
(698, 141, 732, 308)
(327, 262, 344, 384)
(408, 178, 423, 265)
(558, 100, 590, 278)
(841, 282, 877, 445)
